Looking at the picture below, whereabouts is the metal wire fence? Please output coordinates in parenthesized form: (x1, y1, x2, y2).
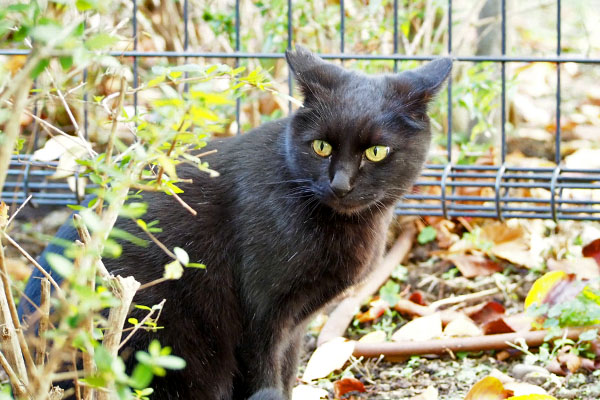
(2, 0, 600, 221)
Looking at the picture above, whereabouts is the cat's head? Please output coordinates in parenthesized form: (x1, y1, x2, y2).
(284, 45, 451, 216)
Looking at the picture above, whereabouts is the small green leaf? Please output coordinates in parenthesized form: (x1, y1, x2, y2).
(136, 219, 148, 231)
(45, 253, 73, 278)
(187, 263, 206, 269)
(30, 58, 49, 79)
(128, 318, 139, 325)
(417, 226, 437, 245)
(59, 56, 73, 70)
(130, 364, 153, 389)
(379, 280, 400, 306)
(154, 355, 186, 370)
(85, 33, 119, 51)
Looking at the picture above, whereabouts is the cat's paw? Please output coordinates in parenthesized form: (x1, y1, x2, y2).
(248, 388, 285, 400)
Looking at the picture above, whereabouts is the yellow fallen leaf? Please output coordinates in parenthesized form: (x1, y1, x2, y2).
(392, 314, 442, 342)
(524, 271, 568, 309)
(504, 382, 548, 396)
(464, 376, 511, 400)
(301, 337, 355, 382)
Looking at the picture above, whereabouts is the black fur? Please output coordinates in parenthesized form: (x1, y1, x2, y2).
(20, 46, 451, 399)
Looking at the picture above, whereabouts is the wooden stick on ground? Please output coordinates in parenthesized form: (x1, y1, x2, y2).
(318, 223, 416, 346)
(353, 326, 599, 358)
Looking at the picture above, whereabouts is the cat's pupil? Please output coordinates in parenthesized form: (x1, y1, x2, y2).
(373, 147, 378, 156)
(320, 142, 324, 151)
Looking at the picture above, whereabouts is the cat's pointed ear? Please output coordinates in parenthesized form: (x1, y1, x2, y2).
(285, 45, 346, 105)
(397, 57, 453, 102)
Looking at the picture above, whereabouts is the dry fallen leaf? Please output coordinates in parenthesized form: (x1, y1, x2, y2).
(302, 337, 356, 382)
(0, 202, 8, 229)
(503, 382, 548, 396)
(358, 330, 386, 343)
(447, 254, 502, 278)
(443, 315, 482, 337)
(524, 271, 568, 309)
(410, 386, 438, 400)
(333, 377, 365, 399)
(356, 298, 388, 323)
(391, 314, 442, 342)
(464, 376, 511, 400)
(547, 257, 599, 280)
(292, 385, 329, 400)
(582, 238, 600, 266)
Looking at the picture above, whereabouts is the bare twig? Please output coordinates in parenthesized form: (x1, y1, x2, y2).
(0, 350, 27, 398)
(96, 75, 127, 216)
(119, 299, 165, 350)
(0, 236, 29, 389)
(97, 276, 140, 400)
(36, 278, 51, 367)
(3, 233, 63, 296)
(6, 195, 32, 227)
(0, 234, 36, 377)
(429, 288, 499, 311)
(0, 74, 33, 201)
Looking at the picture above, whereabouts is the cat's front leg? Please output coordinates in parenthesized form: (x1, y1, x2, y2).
(280, 324, 304, 397)
(234, 326, 285, 399)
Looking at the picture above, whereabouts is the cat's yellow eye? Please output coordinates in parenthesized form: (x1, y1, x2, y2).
(365, 145, 390, 162)
(312, 140, 333, 157)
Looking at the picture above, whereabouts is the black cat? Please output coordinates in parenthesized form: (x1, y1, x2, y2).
(20, 46, 451, 399)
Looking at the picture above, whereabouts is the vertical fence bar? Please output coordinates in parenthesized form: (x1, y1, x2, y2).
(133, 0, 138, 116)
(340, 0, 345, 56)
(393, 0, 398, 73)
(500, 0, 507, 162)
(183, 0, 189, 93)
(446, 0, 452, 163)
(555, 0, 561, 165)
(235, 0, 241, 135)
(287, 0, 293, 114)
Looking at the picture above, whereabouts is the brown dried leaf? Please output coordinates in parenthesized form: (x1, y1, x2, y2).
(448, 254, 502, 278)
(467, 301, 506, 326)
(582, 238, 600, 266)
(333, 378, 365, 399)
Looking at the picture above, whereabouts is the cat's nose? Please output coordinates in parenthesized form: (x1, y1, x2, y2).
(330, 171, 353, 198)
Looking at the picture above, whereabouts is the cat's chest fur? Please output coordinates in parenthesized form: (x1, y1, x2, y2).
(138, 121, 391, 325)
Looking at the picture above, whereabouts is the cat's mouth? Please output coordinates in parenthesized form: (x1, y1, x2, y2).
(320, 192, 382, 215)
